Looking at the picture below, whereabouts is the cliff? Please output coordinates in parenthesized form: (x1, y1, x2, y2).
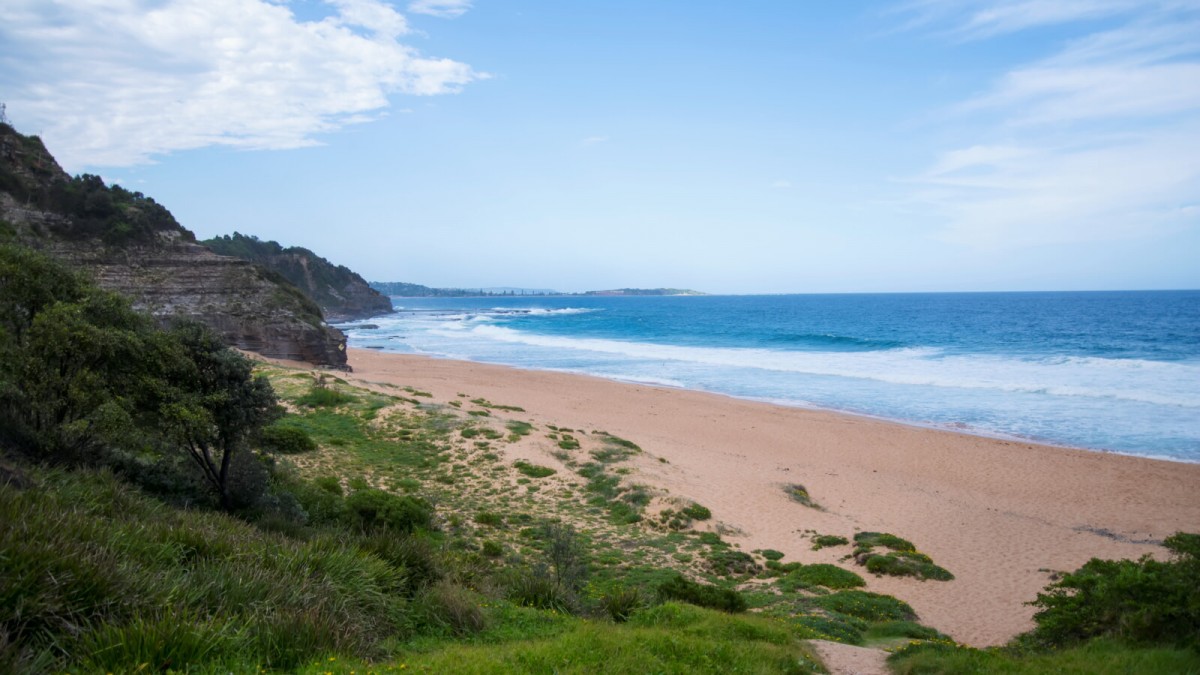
(202, 233, 392, 322)
(0, 122, 348, 368)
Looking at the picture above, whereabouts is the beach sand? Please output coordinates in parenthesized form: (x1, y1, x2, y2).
(329, 348, 1200, 646)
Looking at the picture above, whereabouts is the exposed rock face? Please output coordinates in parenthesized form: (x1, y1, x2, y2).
(0, 123, 348, 368)
(202, 233, 393, 322)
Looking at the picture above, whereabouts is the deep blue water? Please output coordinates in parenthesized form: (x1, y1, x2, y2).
(342, 292, 1200, 462)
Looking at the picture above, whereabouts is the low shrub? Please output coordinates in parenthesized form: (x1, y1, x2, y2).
(854, 531, 915, 553)
(411, 580, 488, 636)
(779, 564, 865, 591)
(865, 551, 954, 581)
(600, 586, 645, 623)
(475, 511, 504, 527)
(343, 489, 433, 534)
(793, 612, 867, 645)
(813, 590, 916, 622)
(811, 534, 849, 550)
(257, 423, 318, 454)
(759, 549, 785, 561)
(514, 461, 556, 478)
(657, 574, 747, 613)
(681, 503, 712, 521)
(707, 549, 760, 576)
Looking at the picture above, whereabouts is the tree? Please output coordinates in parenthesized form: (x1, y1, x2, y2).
(162, 322, 280, 511)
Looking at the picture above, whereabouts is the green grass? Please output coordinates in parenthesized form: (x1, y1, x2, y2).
(293, 603, 822, 673)
(888, 638, 1200, 674)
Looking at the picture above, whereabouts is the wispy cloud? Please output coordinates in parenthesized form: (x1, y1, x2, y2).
(0, 0, 484, 168)
(770, 180, 792, 189)
(896, 1, 1200, 249)
(408, 0, 473, 19)
(580, 135, 609, 146)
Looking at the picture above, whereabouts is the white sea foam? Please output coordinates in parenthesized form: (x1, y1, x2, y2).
(460, 325, 1200, 408)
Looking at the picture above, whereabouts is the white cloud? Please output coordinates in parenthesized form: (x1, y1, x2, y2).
(0, 0, 484, 168)
(897, 1, 1200, 250)
(580, 135, 609, 146)
(893, 0, 1160, 40)
(770, 180, 792, 189)
(408, 0, 472, 19)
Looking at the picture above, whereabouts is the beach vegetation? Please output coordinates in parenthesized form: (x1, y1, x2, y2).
(257, 422, 318, 455)
(785, 483, 821, 508)
(777, 564, 866, 591)
(656, 574, 748, 613)
(759, 548, 786, 561)
(813, 590, 916, 622)
(812, 533, 850, 550)
(681, 502, 712, 520)
(514, 460, 556, 478)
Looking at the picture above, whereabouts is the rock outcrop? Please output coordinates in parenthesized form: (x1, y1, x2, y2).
(0, 123, 348, 368)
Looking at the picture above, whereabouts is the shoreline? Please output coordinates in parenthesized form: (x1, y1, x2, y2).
(319, 349, 1200, 646)
(354, 346, 1198, 465)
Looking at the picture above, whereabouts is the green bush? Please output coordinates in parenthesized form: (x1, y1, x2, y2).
(475, 511, 504, 527)
(779, 564, 865, 590)
(681, 502, 712, 520)
(258, 423, 318, 454)
(1024, 531, 1200, 649)
(811, 534, 849, 550)
(854, 531, 915, 553)
(707, 549, 760, 576)
(411, 581, 489, 636)
(865, 551, 954, 581)
(343, 489, 433, 534)
(600, 586, 645, 623)
(813, 590, 915, 622)
(514, 461, 556, 478)
(759, 549, 785, 561)
(656, 574, 747, 613)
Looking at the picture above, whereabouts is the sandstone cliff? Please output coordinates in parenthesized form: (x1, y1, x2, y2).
(0, 123, 348, 368)
(203, 233, 392, 322)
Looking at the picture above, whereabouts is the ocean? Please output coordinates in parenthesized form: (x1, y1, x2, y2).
(341, 291, 1200, 462)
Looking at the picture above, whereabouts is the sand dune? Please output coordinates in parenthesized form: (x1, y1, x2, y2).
(342, 348, 1200, 646)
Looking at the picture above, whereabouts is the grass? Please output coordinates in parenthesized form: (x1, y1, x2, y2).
(777, 564, 866, 591)
(888, 637, 1200, 674)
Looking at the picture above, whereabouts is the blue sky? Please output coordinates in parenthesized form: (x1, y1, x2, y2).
(2, 0, 1198, 293)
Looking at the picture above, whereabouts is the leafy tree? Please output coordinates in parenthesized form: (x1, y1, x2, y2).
(161, 322, 280, 511)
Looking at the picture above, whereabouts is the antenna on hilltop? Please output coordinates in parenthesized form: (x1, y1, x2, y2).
(0, 103, 8, 125)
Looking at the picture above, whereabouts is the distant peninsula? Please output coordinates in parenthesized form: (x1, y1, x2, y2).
(370, 282, 705, 297)
(582, 288, 705, 296)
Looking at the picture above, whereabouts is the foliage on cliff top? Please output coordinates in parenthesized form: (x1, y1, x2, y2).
(0, 123, 187, 245)
(203, 232, 391, 318)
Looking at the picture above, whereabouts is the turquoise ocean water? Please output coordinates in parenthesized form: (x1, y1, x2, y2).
(342, 292, 1200, 462)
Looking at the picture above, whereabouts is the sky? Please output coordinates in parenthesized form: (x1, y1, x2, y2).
(2, 0, 1198, 294)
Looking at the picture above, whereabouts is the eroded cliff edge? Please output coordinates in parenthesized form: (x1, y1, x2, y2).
(0, 123, 348, 368)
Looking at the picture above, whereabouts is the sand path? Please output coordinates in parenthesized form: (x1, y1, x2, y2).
(339, 349, 1200, 646)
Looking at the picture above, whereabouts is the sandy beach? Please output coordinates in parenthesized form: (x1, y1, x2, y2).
(336, 348, 1200, 647)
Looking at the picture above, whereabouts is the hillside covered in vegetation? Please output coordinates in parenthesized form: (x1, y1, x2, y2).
(203, 232, 392, 321)
(0, 122, 348, 367)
